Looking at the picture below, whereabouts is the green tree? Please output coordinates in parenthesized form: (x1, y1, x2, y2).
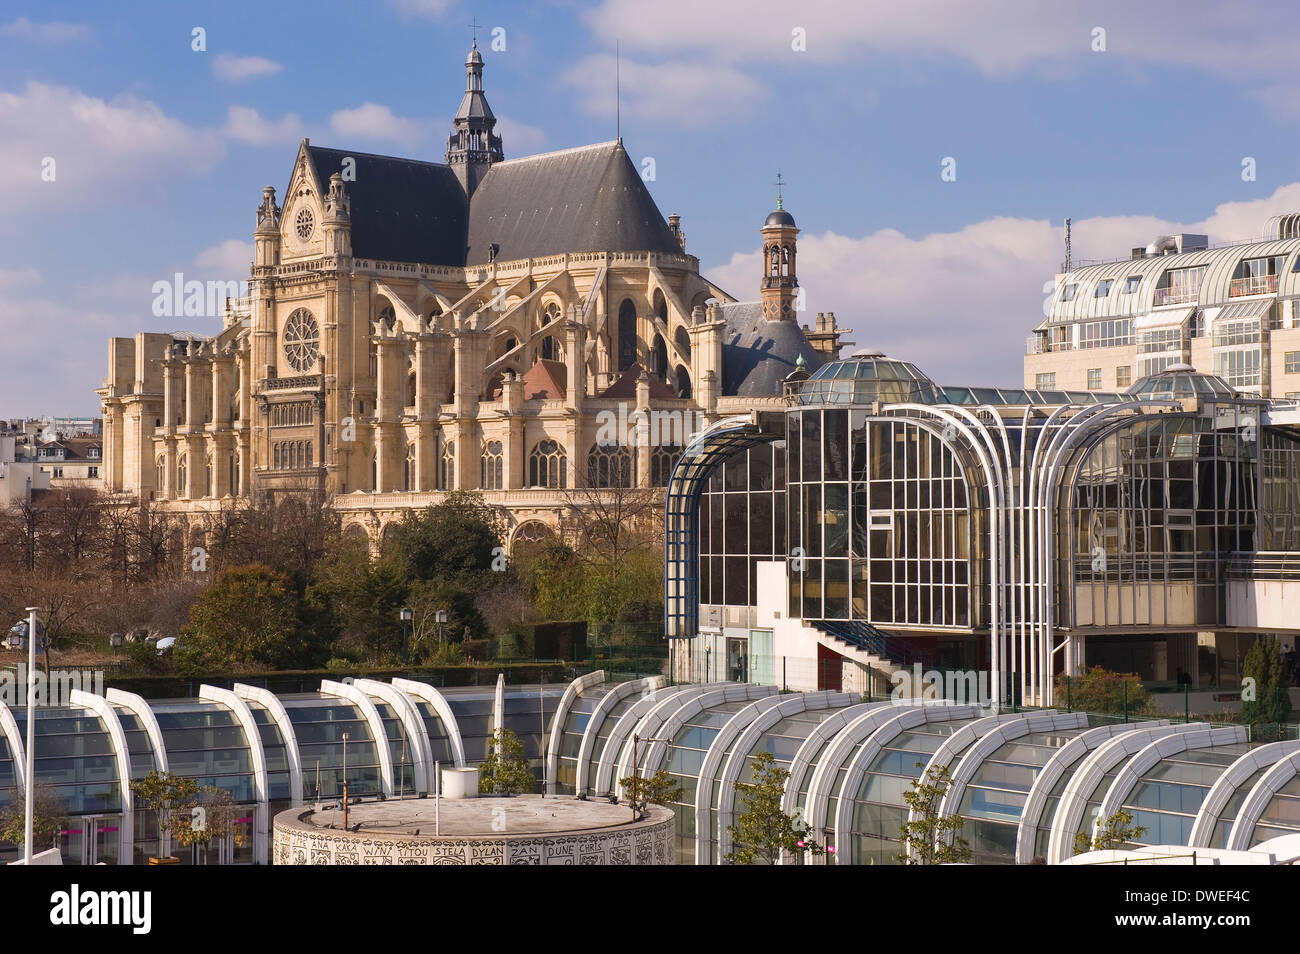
(1241, 635, 1292, 730)
(478, 727, 534, 795)
(0, 782, 70, 851)
(725, 752, 822, 865)
(177, 564, 307, 671)
(620, 769, 683, 817)
(1074, 808, 1147, 854)
(897, 762, 973, 865)
(171, 785, 240, 865)
(1055, 666, 1153, 716)
(387, 493, 505, 588)
(306, 542, 407, 664)
(130, 770, 199, 860)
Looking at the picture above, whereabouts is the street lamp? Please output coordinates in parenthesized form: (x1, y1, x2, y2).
(109, 633, 123, 656)
(341, 731, 350, 830)
(399, 606, 413, 664)
(23, 607, 38, 864)
(435, 609, 448, 644)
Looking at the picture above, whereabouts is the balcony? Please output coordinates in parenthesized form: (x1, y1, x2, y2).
(1229, 274, 1279, 298)
(1153, 286, 1199, 307)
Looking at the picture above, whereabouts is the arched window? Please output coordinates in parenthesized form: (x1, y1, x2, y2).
(440, 440, 455, 490)
(156, 457, 165, 492)
(675, 364, 692, 400)
(651, 444, 683, 487)
(540, 335, 562, 362)
(230, 454, 239, 494)
(204, 455, 213, 497)
(481, 440, 504, 490)
(405, 442, 417, 492)
(769, 245, 780, 277)
(618, 299, 638, 371)
(653, 289, 667, 324)
(407, 369, 417, 409)
(540, 300, 561, 329)
(587, 443, 633, 488)
(177, 455, 188, 497)
(370, 449, 378, 491)
(651, 335, 668, 382)
(511, 520, 554, 558)
(529, 439, 566, 488)
(377, 301, 396, 331)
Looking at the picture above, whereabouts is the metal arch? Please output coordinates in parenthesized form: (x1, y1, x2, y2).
(69, 690, 134, 866)
(883, 404, 1008, 703)
(896, 710, 1037, 862)
(544, 670, 606, 795)
(938, 711, 1089, 824)
(710, 691, 853, 865)
(1014, 719, 1171, 864)
(232, 684, 303, 807)
(198, 684, 271, 865)
(106, 687, 170, 774)
(355, 678, 434, 795)
(830, 704, 980, 864)
(319, 679, 395, 797)
(1045, 721, 1206, 864)
(683, 690, 792, 865)
(1094, 725, 1247, 848)
(780, 703, 884, 821)
(574, 676, 664, 796)
(594, 684, 699, 796)
(1189, 740, 1300, 848)
(0, 699, 25, 790)
(664, 414, 778, 640)
(1226, 745, 1300, 851)
(617, 683, 773, 798)
(1034, 400, 1179, 704)
(391, 678, 467, 768)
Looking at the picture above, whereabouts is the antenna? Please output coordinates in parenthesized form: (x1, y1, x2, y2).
(1063, 217, 1072, 272)
(616, 40, 621, 143)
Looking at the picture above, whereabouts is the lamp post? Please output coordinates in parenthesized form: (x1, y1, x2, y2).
(341, 731, 350, 831)
(109, 632, 123, 657)
(435, 609, 448, 645)
(399, 606, 413, 665)
(23, 606, 38, 864)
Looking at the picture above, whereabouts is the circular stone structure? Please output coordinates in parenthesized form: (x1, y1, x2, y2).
(273, 796, 674, 865)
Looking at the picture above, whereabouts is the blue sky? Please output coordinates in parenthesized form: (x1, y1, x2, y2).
(4, 0, 1300, 414)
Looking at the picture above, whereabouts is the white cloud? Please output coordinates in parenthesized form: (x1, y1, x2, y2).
(0, 82, 223, 212)
(388, 0, 457, 19)
(708, 182, 1300, 389)
(213, 53, 284, 82)
(495, 115, 545, 155)
(561, 54, 764, 127)
(329, 102, 421, 145)
(0, 18, 91, 44)
(0, 265, 41, 289)
(223, 105, 303, 146)
(193, 239, 254, 277)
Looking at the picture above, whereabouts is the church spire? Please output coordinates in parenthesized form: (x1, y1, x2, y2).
(446, 40, 504, 198)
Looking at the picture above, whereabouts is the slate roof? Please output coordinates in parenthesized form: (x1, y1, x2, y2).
(305, 146, 468, 265)
(464, 141, 681, 265)
(719, 302, 824, 397)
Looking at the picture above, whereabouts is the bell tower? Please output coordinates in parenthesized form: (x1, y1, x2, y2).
(446, 40, 504, 199)
(760, 180, 798, 322)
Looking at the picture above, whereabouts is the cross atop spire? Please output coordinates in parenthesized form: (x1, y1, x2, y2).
(774, 171, 786, 210)
(468, 17, 481, 46)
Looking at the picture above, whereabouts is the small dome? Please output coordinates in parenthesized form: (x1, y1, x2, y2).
(1127, 364, 1239, 401)
(764, 208, 796, 228)
(794, 353, 941, 406)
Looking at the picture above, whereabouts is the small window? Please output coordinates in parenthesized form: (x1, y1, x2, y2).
(1124, 275, 1141, 294)
(1060, 284, 1079, 302)
(88, 467, 98, 478)
(1116, 366, 1132, 389)
(1286, 351, 1300, 374)
(1087, 368, 1102, 390)
(1035, 372, 1056, 390)
(1094, 280, 1113, 298)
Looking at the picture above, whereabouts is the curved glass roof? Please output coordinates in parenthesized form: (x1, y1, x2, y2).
(1127, 364, 1240, 400)
(794, 352, 943, 405)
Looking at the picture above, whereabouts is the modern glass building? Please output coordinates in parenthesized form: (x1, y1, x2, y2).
(665, 355, 1300, 706)
(4, 671, 1297, 864)
(0, 677, 563, 865)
